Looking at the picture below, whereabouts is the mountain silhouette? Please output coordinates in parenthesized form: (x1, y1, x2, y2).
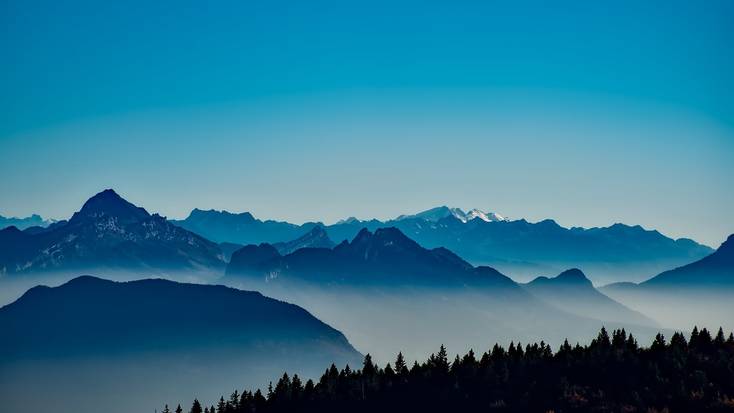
(327, 215, 713, 284)
(177, 206, 712, 283)
(272, 225, 335, 255)
(0, 275, 359, 358)
(641, 233, 734, 287)
(227, 227, 512, 287)
(0, 189, 225, 275)
(172, 208, 320, 245)
(524, 268, 657, 327)
(0, 213, 49, 231)
(0, 276, 361, 413)
(225, 227, 665, 364)
(600, 234, 734, 332)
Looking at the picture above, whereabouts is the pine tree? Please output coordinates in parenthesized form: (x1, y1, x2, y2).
(253, 390, 266, 411)
(715, 327, 726, 346)
(671, 331, 688, 350)
(292, 374, 303, 400)
(651, 333, 666, 351)
(190, 399, 203, 413)
(384, 362, 395, 378)
(162, 404, 171, 413)
(175, 404, 183, 413)
(436, 344, 449, 372)
(595, 327, 611, 349)
(363, 354, 376, 376)
(690, 326, 700, 347)
(395, 351, 407, 374)
(304, 379, 315, 400)
(228, 390, 239, 412)
(626, 333, 638, 351)
(273, 373, 292, 402)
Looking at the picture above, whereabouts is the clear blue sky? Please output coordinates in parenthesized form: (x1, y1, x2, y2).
(1, 0, 733, 246)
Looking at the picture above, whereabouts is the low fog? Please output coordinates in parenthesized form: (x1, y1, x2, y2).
(1, 269, 729, 413)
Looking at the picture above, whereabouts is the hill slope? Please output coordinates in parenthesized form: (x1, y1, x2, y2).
(523, 268, 656, 327)
(0, 276, 361, 413)
(641, 233, 734, 287)
(225, 227, 665, 363)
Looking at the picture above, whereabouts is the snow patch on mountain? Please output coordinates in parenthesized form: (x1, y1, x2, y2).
(397, 206, 506, 223)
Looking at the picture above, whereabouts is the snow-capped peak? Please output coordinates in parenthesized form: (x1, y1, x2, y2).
(464, 208, 505, 223)
(397, 206, 506, 223)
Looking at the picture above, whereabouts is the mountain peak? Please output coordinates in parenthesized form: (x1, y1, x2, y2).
(336, 216, 360, 225)
(272, 225, 335, 255)
(528, 268, 593, 288)
(396, 206, 505, 223)
(555, 268, 590, 284)
(70, 189, 149, 225)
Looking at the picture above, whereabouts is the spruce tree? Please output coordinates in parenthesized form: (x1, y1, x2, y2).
(363, 354, 376, 376)
(395, 352, 406, 374)
(190, 399, 202, 413)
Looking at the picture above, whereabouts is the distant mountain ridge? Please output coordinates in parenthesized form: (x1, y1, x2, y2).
(0, 214, 50, 230)
(272, 226, 335, 255)
(523, 268, 657, 327)
(172, 208, 320, 245)
(0, 189, 225, 275)
(599, 234, 734, 332)
(227, 226, 513, 288)
(641, 234, 734, 287)
(395, 206, 506, 223)
(177, 206, 712, 283)
(225, 227, 666, 363)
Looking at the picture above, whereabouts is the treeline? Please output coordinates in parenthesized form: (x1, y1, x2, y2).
(165, 327, 734, 413)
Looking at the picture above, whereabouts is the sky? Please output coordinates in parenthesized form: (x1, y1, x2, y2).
(1, 0, 733, 246)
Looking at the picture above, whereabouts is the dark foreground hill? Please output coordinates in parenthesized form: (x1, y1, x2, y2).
(0, 276, 361, 413)
(174, 326, 734, 413)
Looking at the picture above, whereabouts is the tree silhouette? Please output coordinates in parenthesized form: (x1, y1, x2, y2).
(168, 326, 734, 413)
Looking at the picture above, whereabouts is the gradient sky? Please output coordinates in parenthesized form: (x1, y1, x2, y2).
(1, 0, 733, 246)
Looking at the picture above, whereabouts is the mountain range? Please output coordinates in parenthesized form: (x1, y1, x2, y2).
(0, 275, 361, 413)
(272, 225, 335, 255)
(640, 233, 734, 287)
(601, 235, 734, 332)
(0, 189, 225, 276)
(227, 226, 513, 288)
(0, 213, 50, 231)
(175, 206, 713, 283)
(224, 226, 663, 361)
(522, 268, 656, 327)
